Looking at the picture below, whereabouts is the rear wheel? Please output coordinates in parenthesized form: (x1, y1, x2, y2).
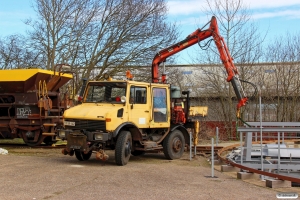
(163, 130, 185, 160)
(75, 150, 92, 161)
(115, 131, 132, 166)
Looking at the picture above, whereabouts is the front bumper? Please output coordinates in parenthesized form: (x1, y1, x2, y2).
(59, 129, 111, 141)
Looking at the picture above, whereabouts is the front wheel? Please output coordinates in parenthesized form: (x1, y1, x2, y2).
(75, 150, 92, 161)
(115, 131, 132, 166)
(163, 130, 185, 160)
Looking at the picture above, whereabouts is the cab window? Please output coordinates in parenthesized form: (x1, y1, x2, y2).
(153, 88, 167, 122)
(130, 86, 147, 104)
(85, 82, 126, 103)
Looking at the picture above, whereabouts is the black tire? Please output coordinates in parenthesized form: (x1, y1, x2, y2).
(131, 150, 145, 156)
(115, 131, 132, 166)
(75, 150, 92, 161)
(163, 130, 185, 160)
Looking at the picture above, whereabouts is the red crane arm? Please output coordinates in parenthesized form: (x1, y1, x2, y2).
(152, 28, 212, 83)
(151, 16, 248, 110)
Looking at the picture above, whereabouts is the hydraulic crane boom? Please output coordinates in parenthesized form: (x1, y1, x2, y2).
(152, 16, 248, 111)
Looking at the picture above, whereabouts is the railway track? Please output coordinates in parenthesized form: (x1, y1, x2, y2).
(0, 143, 66, 149)
(194, 145, 224, 153)
(216, 141, 300, 184)
(1, 142, 224, 152)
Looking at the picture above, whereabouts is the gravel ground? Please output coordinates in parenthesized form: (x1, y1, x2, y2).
(0, 147, 285, 200)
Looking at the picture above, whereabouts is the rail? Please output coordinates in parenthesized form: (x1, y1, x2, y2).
(217, 140, 300, 183)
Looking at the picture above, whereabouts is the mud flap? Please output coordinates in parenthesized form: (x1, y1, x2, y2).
(66, 134, 88, 152)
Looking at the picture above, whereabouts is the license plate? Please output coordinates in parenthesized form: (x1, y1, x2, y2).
(64, 121, 75, 126)
(70, 145, 81, 149)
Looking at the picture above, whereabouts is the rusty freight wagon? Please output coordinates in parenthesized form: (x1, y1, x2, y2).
(0, 67, 74, 146)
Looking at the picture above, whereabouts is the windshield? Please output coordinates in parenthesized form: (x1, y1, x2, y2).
(84, 82, 126, 103)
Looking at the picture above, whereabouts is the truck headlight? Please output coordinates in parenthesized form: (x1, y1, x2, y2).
(59, 130, 66, 138)
(94, 133, 103, 140)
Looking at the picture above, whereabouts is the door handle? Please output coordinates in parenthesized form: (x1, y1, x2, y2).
(145, 110, 149, 113)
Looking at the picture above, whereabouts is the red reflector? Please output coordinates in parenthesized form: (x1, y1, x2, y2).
(106, 118, 111, 122)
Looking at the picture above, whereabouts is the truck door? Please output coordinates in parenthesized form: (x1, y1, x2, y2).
(150, 86, 170, 128)
(128, 85, 150, 128)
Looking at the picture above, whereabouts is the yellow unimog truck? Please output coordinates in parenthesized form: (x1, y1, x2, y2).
(60, 73, 207, 165)
(60, 16, 251, 165)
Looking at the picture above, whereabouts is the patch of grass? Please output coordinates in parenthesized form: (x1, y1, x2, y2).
(0, 138, 25, 144)
(53, 140, 67, 146)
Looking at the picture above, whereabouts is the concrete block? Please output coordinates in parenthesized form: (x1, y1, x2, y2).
(221, 165, 240, 172)
(266, 179, 291, 188)
(237, 172, 260, 180)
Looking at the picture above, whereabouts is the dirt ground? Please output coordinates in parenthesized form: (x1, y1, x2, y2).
(1, 143, 298, 200)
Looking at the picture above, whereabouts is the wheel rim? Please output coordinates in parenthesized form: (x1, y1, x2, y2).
(172, 137, 182, 153)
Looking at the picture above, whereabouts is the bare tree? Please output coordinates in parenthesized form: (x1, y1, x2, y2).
(0, 35, 42, 69)
(25, 0, 99, 71)
(25, 0, 179, 93)
(261, 33, 300, 122)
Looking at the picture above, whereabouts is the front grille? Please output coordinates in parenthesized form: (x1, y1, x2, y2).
(65, 119, 106, 131)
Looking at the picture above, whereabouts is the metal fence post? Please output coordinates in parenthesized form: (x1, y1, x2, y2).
(189, 131, 192, 161)
(259, 90, 264, 180)
(278, 132, 280, 173)
(216, 127, 219, 146)
(211, 137, 214, 178)
(240, 131, 243, 165)
(282, 126, 284, 144)
(194, 139, 197, 156)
